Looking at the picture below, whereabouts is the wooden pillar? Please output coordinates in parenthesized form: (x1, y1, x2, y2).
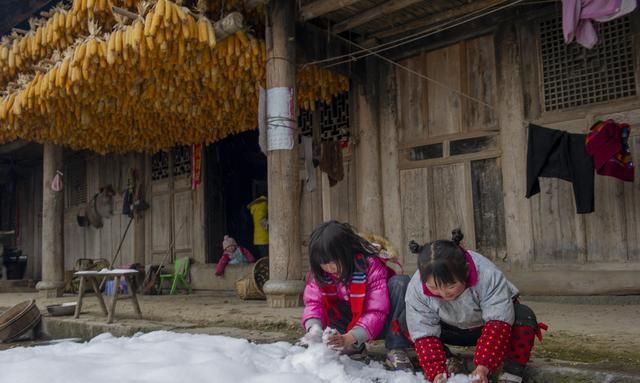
(378, 62, 403, 260)
(36, 143, 65, 297)
(495, 24, 534, 269)
(261, 0, 304, 308)
(134, 155, 146, 266)
(355, 58, 383, 235)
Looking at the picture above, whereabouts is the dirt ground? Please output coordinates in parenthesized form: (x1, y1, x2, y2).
(1, 292, 639, 372)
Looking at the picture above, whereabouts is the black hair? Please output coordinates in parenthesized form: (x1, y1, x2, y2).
(409, 228, 468, 287)
(308, 221, 378, 284)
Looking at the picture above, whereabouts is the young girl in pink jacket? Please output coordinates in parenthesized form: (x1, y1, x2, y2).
(301, 221, 413, 371)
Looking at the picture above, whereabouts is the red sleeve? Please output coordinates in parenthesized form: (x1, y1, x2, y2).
(241, 247, 255, 263)
(415, 336, 448, 382)
(473, 320, 511, 373)
(215, 254, 230, 275)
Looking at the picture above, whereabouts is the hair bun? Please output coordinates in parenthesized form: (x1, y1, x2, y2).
(408, 240, 422, 254)
(451, 228, 464, 245)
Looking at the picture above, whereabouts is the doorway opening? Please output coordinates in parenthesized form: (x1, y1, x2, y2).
(205, 130, 267, 263)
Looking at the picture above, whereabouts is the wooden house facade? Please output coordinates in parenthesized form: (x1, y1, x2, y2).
(2, 0, 640, 296)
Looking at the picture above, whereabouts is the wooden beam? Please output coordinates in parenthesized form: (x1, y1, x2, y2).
(0, 0, 54, 36)
(333, 0, 422, 34)
(111, 6, 243, 40)
(0, 139, 30, 155)
(112, 6, 141, 21)
(371, 0, 512, 41)
(299, 0, 361, 21)
(245, 0, 269, 9)
(213, 12, 245, 40)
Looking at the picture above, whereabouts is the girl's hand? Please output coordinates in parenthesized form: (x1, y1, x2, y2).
(433, 373, 448, 383)
(326, 332, 356, 349)
(470, 365, 489, 383)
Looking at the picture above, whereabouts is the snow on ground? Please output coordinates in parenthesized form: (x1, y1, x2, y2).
(0, 331, 474, 383)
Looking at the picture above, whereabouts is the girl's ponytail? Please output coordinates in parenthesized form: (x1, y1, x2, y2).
(416, 229, 468, 286)
(408, 240, 423, 254)
(451, 228, 464, 246)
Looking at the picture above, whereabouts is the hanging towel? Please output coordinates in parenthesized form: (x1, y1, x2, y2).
(562, 0, 637, 48)
(526, 124, 595, 214)
(320, 141, 344, 187)
(302, 136, 317, 192)
(585, 120, 634, 182)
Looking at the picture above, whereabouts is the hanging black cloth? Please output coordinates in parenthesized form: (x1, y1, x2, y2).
(526, 124, 595, 214)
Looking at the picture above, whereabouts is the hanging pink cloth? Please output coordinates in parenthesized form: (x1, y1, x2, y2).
(562, 0, 637, 48)
(51, 170, 63, 192)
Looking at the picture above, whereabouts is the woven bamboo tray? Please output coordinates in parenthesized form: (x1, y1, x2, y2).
(236, 257, 269, 300)
(0, 300, 41, 342)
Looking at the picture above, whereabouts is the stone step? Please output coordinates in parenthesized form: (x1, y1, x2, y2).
(0, 279, 37, 293)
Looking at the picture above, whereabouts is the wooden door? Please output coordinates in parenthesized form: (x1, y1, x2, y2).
(148, 147, 194, 265)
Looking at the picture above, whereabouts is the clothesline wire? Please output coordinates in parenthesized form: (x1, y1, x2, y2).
(310, 8, 640, 120)
(305, 0, 526, 67)
(327, 28, 500, 113)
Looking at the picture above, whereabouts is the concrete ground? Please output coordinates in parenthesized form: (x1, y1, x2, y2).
(1, 291, 640, 382)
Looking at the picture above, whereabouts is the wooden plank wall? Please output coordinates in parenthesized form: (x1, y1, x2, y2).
(395, 19, 640, 276)
(63, 153, 144, 270)
(16, 166, 43, 280)
(519, 12, 640, 270)
(395, 34, 501, 273)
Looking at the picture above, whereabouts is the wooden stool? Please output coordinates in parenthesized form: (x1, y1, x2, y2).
(74, 269, 142, 324)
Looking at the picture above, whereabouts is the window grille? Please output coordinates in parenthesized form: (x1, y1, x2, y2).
(319, 92, 350, 141)
(65, 158, 87, 207)
(298, 91, 350, 141)
(151, 151, 170, 181)
(539, 16, 636, 111)
(172, 145, 192, 177)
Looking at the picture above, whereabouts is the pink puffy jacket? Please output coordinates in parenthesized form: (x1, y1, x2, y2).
(301, 256, 392, 341)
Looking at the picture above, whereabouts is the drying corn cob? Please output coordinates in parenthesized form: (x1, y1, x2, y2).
(0, 0, 348, 153)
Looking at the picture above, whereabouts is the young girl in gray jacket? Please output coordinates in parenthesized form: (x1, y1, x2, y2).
(405, 229, 546, 383)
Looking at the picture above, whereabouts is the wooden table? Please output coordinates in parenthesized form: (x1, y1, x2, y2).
(73, 269, 142, 324)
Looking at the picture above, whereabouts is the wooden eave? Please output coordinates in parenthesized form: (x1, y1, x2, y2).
(299, 0, 535, 43)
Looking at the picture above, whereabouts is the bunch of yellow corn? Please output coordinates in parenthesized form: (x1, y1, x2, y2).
(297, 65, 350, 111)
(0, 0, 348, 153)
(0, 0, 140, 89)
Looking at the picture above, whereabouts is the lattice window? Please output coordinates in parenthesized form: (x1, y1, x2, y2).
(320, 92, 350, 141)
(298, 91, 350, 141)
(172, 145, 192, 177)
(298, 108, 313, 137)
(539, 16, 636, 111)
(65, 158, 87, 207)
(151, 151, 170, 181)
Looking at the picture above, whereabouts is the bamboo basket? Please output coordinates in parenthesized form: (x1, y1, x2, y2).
(0, 300, 41, 342)
(236, 257, 269, 300)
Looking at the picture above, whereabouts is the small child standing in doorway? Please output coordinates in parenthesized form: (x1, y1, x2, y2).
(215, 235, 255, 276)
(300, 221, 413, 372)
(405, 229, 546, 383)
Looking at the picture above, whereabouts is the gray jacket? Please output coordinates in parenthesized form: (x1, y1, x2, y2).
(405, 251, 519, 341)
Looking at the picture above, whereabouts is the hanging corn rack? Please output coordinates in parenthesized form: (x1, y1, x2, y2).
(0, 0, 349, 153)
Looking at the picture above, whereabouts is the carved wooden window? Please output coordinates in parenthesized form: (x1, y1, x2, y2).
(152, 146, 192, 181)
(65, 157, 87, 207)
(404, 131, 499, 165)
(298, 91, 350, 141)
(539, 16, 636, 111)
(151, 151, 170, 181)
(172, 145, 192, 177)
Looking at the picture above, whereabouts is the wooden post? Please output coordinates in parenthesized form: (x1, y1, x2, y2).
(355, 58, 383, 235)
(378, 62, 403, 261)
(36, 143, 65, 297)
(495, 24, 534, 269)
(261, 0, 304, 308)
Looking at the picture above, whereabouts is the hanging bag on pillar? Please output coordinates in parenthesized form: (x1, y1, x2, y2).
(51, 170, 63, 192)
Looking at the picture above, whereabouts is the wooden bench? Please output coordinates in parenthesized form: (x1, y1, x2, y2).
(73, 269, 142, 324)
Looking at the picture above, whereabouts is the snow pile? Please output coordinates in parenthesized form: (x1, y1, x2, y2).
(0, 331, 474, 383)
